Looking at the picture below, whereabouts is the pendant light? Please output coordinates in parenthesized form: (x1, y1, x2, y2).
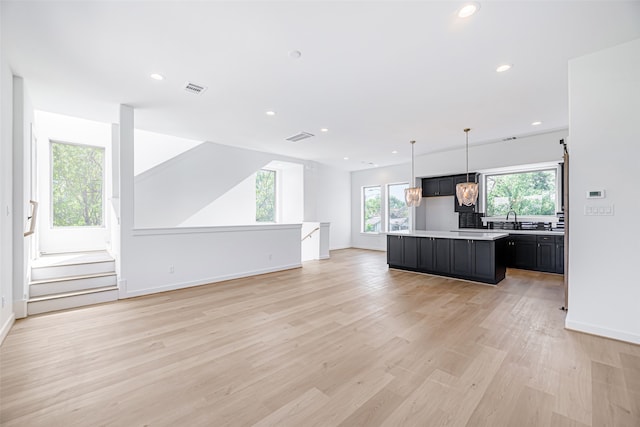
(404, 140, 422, 207)
(456, 128, 479, 206)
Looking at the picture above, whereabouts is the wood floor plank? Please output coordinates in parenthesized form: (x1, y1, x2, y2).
(1, 249, 639, 426)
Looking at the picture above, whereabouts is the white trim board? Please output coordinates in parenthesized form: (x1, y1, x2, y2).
(120, 263, 302, 299)
(565, 318, 640, 345)
(0, 314, 16, 346)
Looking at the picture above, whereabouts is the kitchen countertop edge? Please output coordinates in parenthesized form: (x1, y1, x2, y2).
(386, 230, 509, 241)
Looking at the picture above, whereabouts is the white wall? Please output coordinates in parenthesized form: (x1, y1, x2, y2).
(312, 163, 351, 250)
(181, 160, 304, 227)
(0, 31, 15, 343)
(118, 107, 306, 299)
(425, 196, 459, 231)
(566, 38, 640, 344)
(351, 130, 567, 250)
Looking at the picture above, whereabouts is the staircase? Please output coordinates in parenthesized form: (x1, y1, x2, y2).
(28, 251, 118, 315)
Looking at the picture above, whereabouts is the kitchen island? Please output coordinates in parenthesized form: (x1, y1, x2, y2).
(387, 231, 509, 285)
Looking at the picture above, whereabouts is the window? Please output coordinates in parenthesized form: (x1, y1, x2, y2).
(387, 183, 409, 231)
(484, 167, 558, 217)
(362, 186, 382, 233)
(51, 141, 104, 227)
(256, 169, 276, 222)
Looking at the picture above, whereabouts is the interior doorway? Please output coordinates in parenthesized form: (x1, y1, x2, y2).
(34, 111, 113, 254)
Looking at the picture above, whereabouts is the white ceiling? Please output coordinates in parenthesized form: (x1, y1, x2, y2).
(2, 1, 640, 171)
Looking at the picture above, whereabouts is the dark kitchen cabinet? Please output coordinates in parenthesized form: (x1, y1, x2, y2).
(536, 235, 556, 273)
(507, 235, 537, 270)
(419, 237, 450, 274)
(555, 235, 565, 274)
(387, 235, 417, 269)
(450, 239, 499, 282)
(453, 174, 478, 213)
(505, 233, 565, 274)
(422, 176, 454, 197)
(388, 235, 506, 284)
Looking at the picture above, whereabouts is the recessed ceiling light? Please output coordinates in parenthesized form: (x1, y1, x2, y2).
(320, 128, 329, 132)
(531, 121, 542, 126)
(265, 111, 276, 116)
(392, 150, 398, 154)
(150, 73, 164, 81)
(458, 2, 480, 18)
(343, 157, 349, 160)
(496, 64, 512, 73)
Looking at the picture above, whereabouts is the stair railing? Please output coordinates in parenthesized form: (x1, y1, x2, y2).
(24, 200, 38, 237)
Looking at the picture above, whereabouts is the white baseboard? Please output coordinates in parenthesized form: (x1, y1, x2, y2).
(120, 263, 302, 299)
(565, 318, 640, 345)
(0, 314, 15, 346)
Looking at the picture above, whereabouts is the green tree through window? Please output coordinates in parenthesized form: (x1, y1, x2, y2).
(363, 186, 381, 232)
(52, 142, 104, 227)
(256, 169, 276, 222)
(388, 183, 409, 231)
(485, 169, 557, 217)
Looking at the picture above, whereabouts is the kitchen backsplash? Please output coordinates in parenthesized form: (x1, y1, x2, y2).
(459, 212, 565, 231)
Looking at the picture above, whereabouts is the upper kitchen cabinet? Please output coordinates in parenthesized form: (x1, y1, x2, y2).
(453, 173, 478, 212)
(422, 176, 454, 197)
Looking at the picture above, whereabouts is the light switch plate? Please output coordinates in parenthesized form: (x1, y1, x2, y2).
(584, 204, 614, 216)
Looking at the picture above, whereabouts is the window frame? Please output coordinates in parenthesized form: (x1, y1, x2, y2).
(50, 139, 105, 229)
(480, 163, 562, 222)
(361, 185, 382, 234)
(386, 182, 410, 232)
(255, 168, 278, 223)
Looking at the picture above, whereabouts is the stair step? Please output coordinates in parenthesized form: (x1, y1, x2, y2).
(31, 260, 115, 281)
(27, 286, 118, 316)
(29, 273, 117, 298)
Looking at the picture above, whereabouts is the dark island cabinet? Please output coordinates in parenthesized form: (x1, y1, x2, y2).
(387, 235, 417, 269)
(387, 234, 507, 284)
(418, 237, 450, 274)
(451, 239, 500, 282)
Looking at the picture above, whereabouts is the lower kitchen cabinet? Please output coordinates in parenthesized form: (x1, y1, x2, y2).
(555, 235, 565, 274)
(451, 239, 502, 282)
(536, 235, 556, 273)
(506, 235, 537, 270)
(505, 234, 565, 274)
(387, 235, 417, 269)
(419, 237, 450, 274)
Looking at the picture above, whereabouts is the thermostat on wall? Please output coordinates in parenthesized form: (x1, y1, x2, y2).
(586, 189, 605, 199)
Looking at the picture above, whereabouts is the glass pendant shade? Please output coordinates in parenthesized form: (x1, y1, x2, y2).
(405, 140, 422, 207)
(405, 187, 422, 207)
(456, 181, 478, 206)
(456, 128, 478, 206)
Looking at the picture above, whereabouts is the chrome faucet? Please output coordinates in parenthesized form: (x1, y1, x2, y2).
(506, 209, 518, 229)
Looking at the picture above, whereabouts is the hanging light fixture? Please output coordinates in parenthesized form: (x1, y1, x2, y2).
(456, 128, 479, 206)
(404, 140, 422, 207)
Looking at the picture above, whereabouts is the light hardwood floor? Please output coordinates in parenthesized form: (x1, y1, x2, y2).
(1, 249, 639, 426)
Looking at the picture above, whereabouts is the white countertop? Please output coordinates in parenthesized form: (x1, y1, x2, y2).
(450, 228, 565, 236)
(387, 230, 509, 241)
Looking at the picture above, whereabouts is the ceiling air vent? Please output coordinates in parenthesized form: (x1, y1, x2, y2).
(184, 82, 207, 95)
(285, 132, 315, 142)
